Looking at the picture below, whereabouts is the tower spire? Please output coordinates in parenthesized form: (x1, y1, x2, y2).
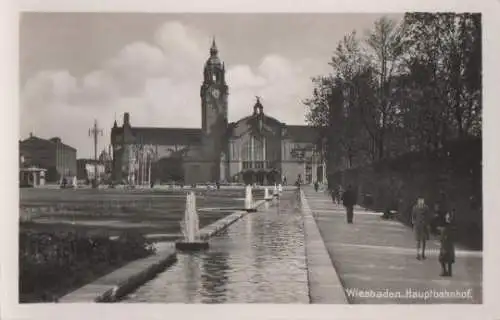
(210, 36, 218, 56)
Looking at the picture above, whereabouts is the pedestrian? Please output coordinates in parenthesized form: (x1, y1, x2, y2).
(411, 196, 431, 260)
(294, 178, 301, 209)
(295, 179, 301, 189)
(439, 210, 456, 277)
(331, 186, 340, 205)
(314, 181, 319, 192)
(337, 185, 344, 205)
(341, 185, 356, 224)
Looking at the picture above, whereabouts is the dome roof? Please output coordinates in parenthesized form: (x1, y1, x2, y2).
(206, 55, 222, 66)
(205, 38, 222, 67)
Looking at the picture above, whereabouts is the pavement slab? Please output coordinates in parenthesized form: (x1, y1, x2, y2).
(302, 187, 482, 304)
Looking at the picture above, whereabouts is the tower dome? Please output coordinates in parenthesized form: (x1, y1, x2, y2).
(205, 37, 222, 67)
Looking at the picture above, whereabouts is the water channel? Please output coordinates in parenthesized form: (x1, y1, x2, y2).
(122, 192, 310, 303)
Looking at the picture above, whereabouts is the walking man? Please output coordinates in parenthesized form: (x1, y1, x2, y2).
(412, 195, 431, 260)
(294, 177, 302, 209)
(342, 185, 356, 224)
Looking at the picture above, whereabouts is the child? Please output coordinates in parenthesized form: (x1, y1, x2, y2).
(439, 210, 456, 277)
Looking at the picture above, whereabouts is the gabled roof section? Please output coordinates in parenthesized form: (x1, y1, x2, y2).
(130, 127, 203, 146)
(20, 135, 77, 151)
(233, 113, 284, 127)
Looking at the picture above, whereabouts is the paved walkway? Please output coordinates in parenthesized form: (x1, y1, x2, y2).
(303, 187, 482, 304)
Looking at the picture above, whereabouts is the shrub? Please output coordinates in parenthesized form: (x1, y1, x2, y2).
(19, 229, 156, 302)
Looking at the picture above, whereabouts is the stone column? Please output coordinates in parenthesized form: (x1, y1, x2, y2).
(323, 160, 327, 184)
(128, 145, 135, 185)
(142, 151, 146, 185)
(263, 137, 266, 164)
(147, 156, 151, 187)
(312, 157, 317, 184)
(250, 136, 254, 168)
(32, 172, 37, 187)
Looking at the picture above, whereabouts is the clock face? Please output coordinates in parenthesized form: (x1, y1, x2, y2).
(208, 103, 218, 112)
(210, 87, 220, 99)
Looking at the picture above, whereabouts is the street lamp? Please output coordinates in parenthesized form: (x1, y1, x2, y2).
(88, 119, 103, 187)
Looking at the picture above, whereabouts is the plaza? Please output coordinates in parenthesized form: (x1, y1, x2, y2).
(19, 185, 482, 304)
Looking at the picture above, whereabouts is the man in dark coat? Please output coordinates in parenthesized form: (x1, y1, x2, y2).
(412, 196, 431, 260)
(439, 210, 456, 276)
(342, 185, 357, 224)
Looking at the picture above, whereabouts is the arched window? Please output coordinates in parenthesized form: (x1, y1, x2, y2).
(240, 135, 266, 169)
(241, 138, 251, 161)
(253, 137, 263, 161)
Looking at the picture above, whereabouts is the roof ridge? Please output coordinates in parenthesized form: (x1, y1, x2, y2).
(132, 127, 202, 131)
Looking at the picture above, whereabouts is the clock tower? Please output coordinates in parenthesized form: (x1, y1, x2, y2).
(199, 38, 229, 181)
(201, 38, 228, 135)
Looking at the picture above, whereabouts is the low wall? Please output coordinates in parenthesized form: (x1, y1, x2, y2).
(59, 246, 177, 303)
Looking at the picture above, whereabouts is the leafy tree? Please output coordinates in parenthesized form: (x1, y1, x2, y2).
(364, 17, 406, 159)
(402, 13, 482, 144)
(305, 13, 481, 173)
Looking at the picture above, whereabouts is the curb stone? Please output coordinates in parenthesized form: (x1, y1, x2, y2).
(197, 199, 267, 240)
(59, 247, 177, 303)
(300, 189, 349, 304)
(96, 252, 177, 302)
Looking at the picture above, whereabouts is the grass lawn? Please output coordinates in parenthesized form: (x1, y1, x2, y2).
(20, 188, 263, 237)
(19, 187, 264, 302)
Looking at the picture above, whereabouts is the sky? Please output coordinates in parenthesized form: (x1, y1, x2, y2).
(19, 12, 403, 158)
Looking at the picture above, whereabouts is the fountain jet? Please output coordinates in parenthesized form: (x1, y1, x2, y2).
(264, 187, 272, 201)
(245, 185, 256, 212)
(175, 191, 209, 251)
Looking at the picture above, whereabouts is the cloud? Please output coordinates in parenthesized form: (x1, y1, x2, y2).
(20, 20, 319, 158)
(21, 70, 77, 110)
(227, 55, 315, 123)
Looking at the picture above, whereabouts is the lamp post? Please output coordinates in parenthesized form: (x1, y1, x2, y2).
(88, 119, 103, 188)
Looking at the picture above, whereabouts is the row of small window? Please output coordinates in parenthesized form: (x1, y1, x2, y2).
(242, 161, 268, 169)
